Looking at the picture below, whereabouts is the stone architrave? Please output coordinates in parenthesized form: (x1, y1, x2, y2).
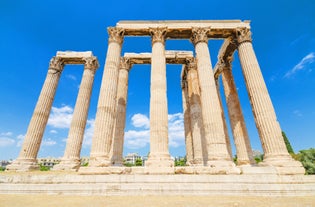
(7, 57, 64, 171)
(181, 69, 194, 165)
(53, 57, 99, 171)
(191, 27, 238, 173)
(145, 27, 174, 173)
(186, 59, 206, 165)
(88, 27, 124, 167)
(236, 28, 304, 174)
(110, 57, 131, 166)
(219, 57, 255, 165)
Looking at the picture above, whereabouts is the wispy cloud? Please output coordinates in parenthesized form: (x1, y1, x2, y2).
(0, 132, 24, 147)
(47, 105, 73, 129)
(284, 52, 315, 78)
(66, 74, 77, 81)
(0, 137, 15, 147)
(293, 110, 303, 117)
(41, 138, 57, 146)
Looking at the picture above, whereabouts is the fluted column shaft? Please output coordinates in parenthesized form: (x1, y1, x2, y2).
(110, 58, 131, 166)
(7, 57, 64, 171)
(237, 28, 304, 174)
(186, 60, 205, 165)
(237, 29, 290, 159)
(221, 62, 254, 165)
(191, 28, 232, 165)
(181, 73, 194, 165)
(146, 27, 173, 168)
(215, 78, 233, 159)
(89, 27, 124, 167)
(54, 57, 99, 171)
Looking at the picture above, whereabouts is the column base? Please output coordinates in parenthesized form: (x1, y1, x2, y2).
(88, 155, 111, 167)
(239, 165, 277, 174)
(145, 154, 174, 174)
(206, 160, 241, 174)
(52, 158, 81, 172)
(192, 158, 205, 166)
(6, 158, 39, 171)
(260, 154, 305, 175)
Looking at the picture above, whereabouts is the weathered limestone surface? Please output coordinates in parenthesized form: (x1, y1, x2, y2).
(110, 58, 131, 166)
(145, 27, 174, 174)
(1, 173, 315, 196)
(7, 57, 64, 171)
(236, 28, 305, 174)
(181, 72, 194, 165)
(221, 62, 254, 165)
(53, 56, 99, 171)
(191, 27, 239, 174)
(186, 59, 205, 165)
(88, 28, 124, 168)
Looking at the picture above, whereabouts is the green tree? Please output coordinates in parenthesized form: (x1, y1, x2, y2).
(175, 157, 186, 166)
(282, 131, 294, 154)
(135, 158, 143, 166)
(39, 164, 50, 171)
(298, 148, 315, 175)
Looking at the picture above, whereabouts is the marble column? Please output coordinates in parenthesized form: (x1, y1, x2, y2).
(220, 58, 254, 165)
(145, 27, 173, 172)
(236, 28, 304, 174)
(215, 78, 233, 160)
(110, 57, 131, 166)
(7, 57, 64, 171)
(53, 57, 99, 171)
(191, 27, 237, 172)
(88, 27, 124, 167)
(186, 59, 205, 165)
(181, 69, 194, 165)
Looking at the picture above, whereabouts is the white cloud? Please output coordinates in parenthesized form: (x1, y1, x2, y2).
(284, 52, 315, 78)
(47, 105, 73, 129)
(124, 113, 185, 149)
(41, 138, 57, 146)
(125, 129, 150, 149)
(0, 137, 15, 147)
(131, 113, 150, 129)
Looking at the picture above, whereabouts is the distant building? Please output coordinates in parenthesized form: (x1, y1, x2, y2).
(124, 153, 142, 165)
(1, 160, 12, 168)
(37, 157, 60, 168)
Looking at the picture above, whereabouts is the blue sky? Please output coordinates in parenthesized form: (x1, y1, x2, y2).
(0, 0, 314, 160)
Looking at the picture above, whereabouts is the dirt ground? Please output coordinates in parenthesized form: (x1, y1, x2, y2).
(1, 195, 315, 207)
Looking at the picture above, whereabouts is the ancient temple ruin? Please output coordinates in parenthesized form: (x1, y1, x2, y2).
(7, 20, 305, 175)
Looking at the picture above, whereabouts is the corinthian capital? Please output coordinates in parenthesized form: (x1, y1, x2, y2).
(49, 57, 64, 72)
(108, 27, 125, 45)
(236, 28, 252, 45)
(149, 27, 168, 45)
(120, 57, 131, 71)
(190, 27, 211, 46)
(84, 56, 99, 71)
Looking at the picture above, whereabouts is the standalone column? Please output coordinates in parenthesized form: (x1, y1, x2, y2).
(145, 27, 173, 173)
(110, 57, 131, 166)
(236, 28, 304, 174)
(191, 27, 238, 173)
(220, 59, 254, 165)
(181, 71, 194, 165)
(53, 57, 99, 171)
(186, 59, 205, 165)
(215, 78, 233, 160)
(7, 57, 64, 171)
(88, 27, 124, 167)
